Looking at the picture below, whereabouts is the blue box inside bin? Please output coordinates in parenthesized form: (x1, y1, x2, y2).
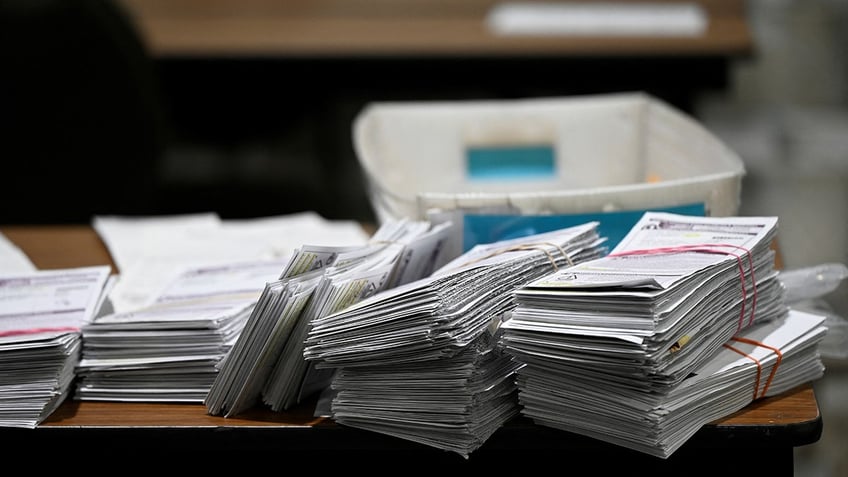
(462, 203, 707, 253)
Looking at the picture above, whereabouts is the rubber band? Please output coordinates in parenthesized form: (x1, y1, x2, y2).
(0, 326, 80, 338)
(609, 243, 757, 331)
(729, 336, 784, 399)
(540, 241, 574, 267)
(455, 241, 573, 271)
(722, 337, 784, 400)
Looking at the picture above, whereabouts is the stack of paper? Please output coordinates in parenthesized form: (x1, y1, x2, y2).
(75, 258, 288, 402)
(326, 331, 519, 457)
(0, 266, 111, 428)
(205, 219, 457, 417)
(302, 222, 607, 457)
(511, 308, 827, 458)
(504, 212, 787, 391)
(93, 212, 370, 313)
(499, 212, 817, 458)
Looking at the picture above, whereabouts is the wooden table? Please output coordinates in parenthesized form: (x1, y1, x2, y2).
(116, 0, 752, 58)
(0, 225, 821, 474)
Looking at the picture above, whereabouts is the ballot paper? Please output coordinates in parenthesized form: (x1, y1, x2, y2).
(512, 308, 827, 459)
(75, 258, 287, 402)
(93, 212, 370, 313)
(302, 222, 607, 457)
(205, 219, 457, 417)
(498, 212, 816, 458)
(327, 331, 521, 458)
(503, 212, 786, 390)
(0, 266, 112, 341)
(303, 222, 606, 368)
(0, 266, 111, 428)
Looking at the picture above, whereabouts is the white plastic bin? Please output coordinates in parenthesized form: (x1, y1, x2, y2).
(353, 92, 746, 251)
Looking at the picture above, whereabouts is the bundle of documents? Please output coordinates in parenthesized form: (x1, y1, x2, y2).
(302, 222, 607, 457)
(205, 219, 457, 417)
(325, 331, 519, 457)
(92, 211, 370, 313)
(512, 308, 827, 458)
(0, 266, 111, 428)
(75, 258, 288, 402)
(503, 212, 787, 391)
(499, 212, 809, 458)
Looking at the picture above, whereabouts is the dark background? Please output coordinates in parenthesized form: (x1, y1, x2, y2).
(0, 0, 732, 225)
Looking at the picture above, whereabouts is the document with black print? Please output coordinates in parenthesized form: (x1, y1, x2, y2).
(205, 218, 457, 417)
(302, 222, 607, 458)
(0, 266, 111, 428)
(504, 212, 785, 390)
(509, 308, 827, 459)
(75, 258, 286, 403)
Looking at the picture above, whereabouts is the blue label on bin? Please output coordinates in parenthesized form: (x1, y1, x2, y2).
(462, 203, 707, 252)
(466, 145, 556, 180)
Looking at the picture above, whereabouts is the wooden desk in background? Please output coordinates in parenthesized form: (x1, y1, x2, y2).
(0, 225, 821, 474)
(116, 0, 752, 58)
(69, 0, 756, 224)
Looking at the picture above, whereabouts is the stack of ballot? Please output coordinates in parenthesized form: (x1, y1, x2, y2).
(510, 308, 827, 458)
(205, 218, 456, 417)
(0, 266, 111, 428)
(500, 212, 827, 458)
(75, 258, 288, 402)
(76, 211, 373, 403)
(92, 211, 371, 313)
(302, 222, 607, 457)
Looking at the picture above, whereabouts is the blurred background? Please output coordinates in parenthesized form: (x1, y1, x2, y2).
(694, 1, 847, 475)
(1, 0, 845, 474)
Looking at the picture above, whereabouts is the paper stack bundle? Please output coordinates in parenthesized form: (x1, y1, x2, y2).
(303, 222, 608, 457)
(500, 212, 827, 458)
(205, 219, 456, 417)
(509, 308, 826, 458)
(75, 259, 287, 402)
(0, 266, 111, 428)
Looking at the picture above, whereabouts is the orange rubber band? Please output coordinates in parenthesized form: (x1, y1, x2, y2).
(722, 336, 784, 400)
